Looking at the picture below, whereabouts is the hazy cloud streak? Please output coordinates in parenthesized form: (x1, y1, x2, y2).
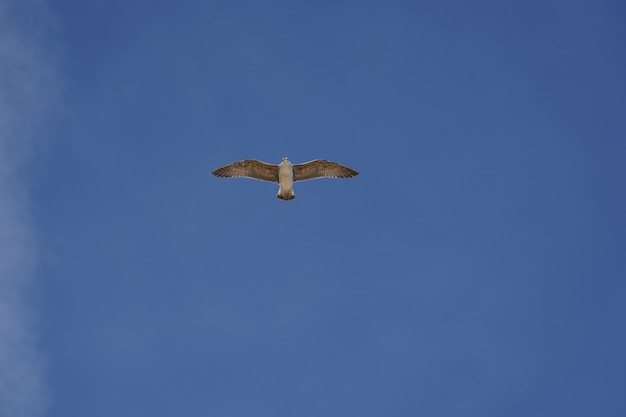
(0, 1, 60, 416)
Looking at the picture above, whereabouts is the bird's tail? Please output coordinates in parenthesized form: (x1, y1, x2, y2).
(277, 190, 295, 200)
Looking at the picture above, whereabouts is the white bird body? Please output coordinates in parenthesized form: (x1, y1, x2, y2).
(277, 158, 295, 200)
(211, 157, 359, 200)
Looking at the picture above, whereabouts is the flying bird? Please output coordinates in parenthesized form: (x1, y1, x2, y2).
(211, 157, 359, 200)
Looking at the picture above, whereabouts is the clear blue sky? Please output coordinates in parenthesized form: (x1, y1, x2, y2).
(1, 1, 625, 416)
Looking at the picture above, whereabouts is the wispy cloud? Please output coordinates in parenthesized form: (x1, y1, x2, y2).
(0, 1, 60, 416)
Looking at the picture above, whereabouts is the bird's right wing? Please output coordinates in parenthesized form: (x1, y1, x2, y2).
(211, 160, 279, 183)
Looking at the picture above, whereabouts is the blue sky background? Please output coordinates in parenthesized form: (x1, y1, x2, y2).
(1, 1, 625, 416)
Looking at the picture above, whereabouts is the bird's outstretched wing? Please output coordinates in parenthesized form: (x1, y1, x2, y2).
(293, 160, 359, 182)
(211, 160, 279, 183)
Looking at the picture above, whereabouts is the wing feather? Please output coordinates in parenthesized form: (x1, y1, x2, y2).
(211, 160, 279, 183)
(293, 160, 359, 182)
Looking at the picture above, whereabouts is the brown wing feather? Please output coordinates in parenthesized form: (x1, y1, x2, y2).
(293, 160, 359, 182)
(211, 160, 279, 183)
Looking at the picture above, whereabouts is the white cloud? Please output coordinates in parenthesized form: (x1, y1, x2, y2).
(0, 1, 60, 416)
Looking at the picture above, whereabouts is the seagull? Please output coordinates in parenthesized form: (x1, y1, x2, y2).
(211, 157, 359, 200)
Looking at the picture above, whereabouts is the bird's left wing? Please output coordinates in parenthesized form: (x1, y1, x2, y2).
(293, 160, 359, 182)
(211, 160, 279, 183)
